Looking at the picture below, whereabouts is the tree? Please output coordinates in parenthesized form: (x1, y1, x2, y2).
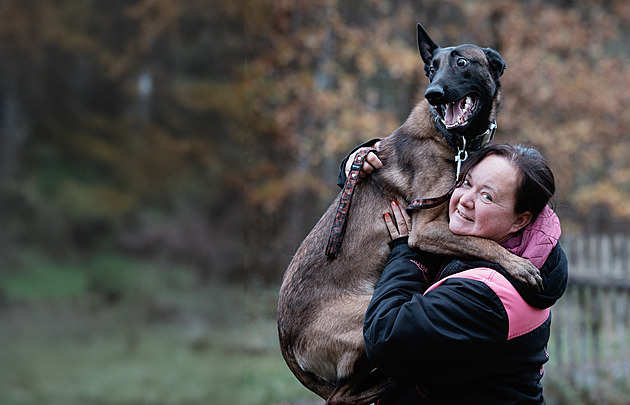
(1, 0, 630, 283)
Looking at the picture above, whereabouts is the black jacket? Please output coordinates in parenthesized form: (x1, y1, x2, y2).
(336, 138, 380, 188)
(363, 237, 568, 404)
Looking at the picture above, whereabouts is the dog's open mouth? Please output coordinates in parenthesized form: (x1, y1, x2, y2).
(438, 94, 479, 129)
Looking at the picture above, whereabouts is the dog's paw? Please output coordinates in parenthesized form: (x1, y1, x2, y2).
(506, 255, 543, 292)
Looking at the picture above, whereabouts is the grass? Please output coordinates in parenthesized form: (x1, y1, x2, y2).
(3, 255, 630, 405)
(0, 263, 321, 405)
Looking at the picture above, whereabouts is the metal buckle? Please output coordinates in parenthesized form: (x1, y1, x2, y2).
(455, 137, 468, 181)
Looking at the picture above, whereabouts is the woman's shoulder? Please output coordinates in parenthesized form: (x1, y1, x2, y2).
(428, 268, 550, 340)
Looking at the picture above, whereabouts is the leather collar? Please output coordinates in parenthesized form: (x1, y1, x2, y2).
(431, 107, 496, 153)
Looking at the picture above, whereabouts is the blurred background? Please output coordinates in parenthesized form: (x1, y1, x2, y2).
(1, 0, 630, 404)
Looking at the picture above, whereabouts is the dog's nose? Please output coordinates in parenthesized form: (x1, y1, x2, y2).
(425, 85, 444, 104)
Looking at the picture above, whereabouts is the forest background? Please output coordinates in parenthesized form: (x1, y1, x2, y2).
(1, 0, 629, 404)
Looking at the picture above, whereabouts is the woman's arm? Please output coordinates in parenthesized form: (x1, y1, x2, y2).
(363, 199, 509, 385)
(336, 138, 383, 187)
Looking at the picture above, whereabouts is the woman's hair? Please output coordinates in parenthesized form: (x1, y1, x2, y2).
(457, 144, 555, 221)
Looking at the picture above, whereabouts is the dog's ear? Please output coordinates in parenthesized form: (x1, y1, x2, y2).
(484, 48, 506, 80)
(417, 23, 439, 76)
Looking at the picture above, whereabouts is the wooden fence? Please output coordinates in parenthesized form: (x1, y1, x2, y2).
(546, 234, 630, 389)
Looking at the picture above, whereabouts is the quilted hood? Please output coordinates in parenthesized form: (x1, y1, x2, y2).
(502, 205, 561, 269)
(501, 205, 568, 309)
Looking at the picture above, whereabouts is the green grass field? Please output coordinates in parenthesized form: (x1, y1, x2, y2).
(2, 257, 629, 405)
(0, 269, 321, 405)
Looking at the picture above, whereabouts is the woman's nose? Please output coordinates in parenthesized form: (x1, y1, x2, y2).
(460, 190, 474, 208)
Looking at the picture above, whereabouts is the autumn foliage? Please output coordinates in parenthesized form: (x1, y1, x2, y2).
(0, 0, 629, 282)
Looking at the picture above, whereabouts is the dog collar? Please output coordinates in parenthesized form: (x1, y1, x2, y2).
(407, 121, 496, 213)
(432, 109, 497, 152)
(468, 121, 497, 150)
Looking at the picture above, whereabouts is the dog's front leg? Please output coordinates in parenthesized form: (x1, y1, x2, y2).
(409, 213, 543, 291)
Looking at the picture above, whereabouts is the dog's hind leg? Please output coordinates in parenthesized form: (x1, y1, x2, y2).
(325, 354, 390, 405)
(279, 343, 335, 400)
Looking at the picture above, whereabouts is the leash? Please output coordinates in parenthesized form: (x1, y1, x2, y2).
(325, 147, 376, 258)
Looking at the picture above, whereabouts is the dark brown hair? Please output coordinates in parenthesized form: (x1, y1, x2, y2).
(457, 144, 555, 221)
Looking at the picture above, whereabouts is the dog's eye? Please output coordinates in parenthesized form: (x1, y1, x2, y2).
(429, 66, 436, 74)
(457, 58, 467, 67)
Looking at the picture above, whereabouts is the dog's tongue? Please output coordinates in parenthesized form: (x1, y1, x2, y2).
(444, 99, 465, 127)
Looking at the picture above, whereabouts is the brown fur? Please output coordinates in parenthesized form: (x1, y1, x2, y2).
(278, 24, 541, 405)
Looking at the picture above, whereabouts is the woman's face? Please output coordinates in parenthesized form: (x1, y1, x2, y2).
(448, 154, 531, 243)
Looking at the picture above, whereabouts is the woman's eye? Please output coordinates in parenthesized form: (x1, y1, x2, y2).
(481, 192, 493, 202)
(463, 179, 471, 187)
(457, 58, 467, 67)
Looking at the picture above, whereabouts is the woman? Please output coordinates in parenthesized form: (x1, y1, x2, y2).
(343, 144, 568, 404)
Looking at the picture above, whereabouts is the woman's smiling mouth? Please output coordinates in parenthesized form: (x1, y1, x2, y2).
(456, 208, 474, 222)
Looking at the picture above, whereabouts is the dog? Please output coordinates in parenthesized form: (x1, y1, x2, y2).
(277, 23, 542, 405)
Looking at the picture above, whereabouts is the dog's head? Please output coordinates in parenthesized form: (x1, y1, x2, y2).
(417, 23, 506, 139)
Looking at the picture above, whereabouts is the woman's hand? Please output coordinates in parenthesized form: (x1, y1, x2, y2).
(345, 141, 383, 179)
(384, 200, 412, 240)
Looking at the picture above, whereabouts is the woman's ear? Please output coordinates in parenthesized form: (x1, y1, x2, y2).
(510, 211, 532, 234)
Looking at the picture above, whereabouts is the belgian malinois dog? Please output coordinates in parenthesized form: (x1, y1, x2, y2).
(278, 23, 542, 405)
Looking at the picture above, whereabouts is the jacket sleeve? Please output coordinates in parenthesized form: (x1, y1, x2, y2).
(363, 243, 509, 384)
(337, 138, 381, 188)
